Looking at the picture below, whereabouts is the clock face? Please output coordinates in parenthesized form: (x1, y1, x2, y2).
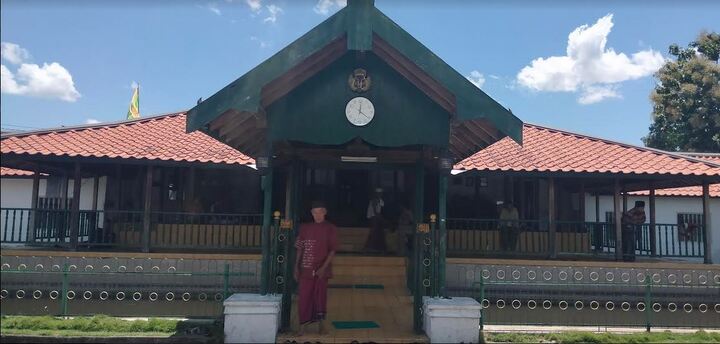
(345, 97, 375, 126)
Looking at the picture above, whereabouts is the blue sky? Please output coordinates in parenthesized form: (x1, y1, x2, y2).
(1, 0, 718, 147)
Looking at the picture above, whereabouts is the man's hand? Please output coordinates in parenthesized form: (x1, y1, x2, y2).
(316, 266, 327, 278)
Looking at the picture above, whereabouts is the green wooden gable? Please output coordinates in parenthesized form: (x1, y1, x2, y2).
(186, 0, 522, 159)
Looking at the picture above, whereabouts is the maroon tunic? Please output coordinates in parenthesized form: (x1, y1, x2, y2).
(295, 221, 338, 324)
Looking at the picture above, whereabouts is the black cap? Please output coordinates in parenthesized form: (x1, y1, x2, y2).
(635, 201, 645, 208)
(311, 200, 327, 209)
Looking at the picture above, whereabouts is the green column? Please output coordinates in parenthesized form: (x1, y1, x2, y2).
(438, 172, 448, 297)
(260, 167, 274, 295)
(413, 160, 425, 334)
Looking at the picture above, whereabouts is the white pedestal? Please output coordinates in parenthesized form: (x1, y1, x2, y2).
(423, 296, 481, 344)
(223, 293, 282, 344)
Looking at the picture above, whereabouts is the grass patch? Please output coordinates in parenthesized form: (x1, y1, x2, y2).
(0, 315, 180, 333)
(0, 329, 173, 337)
(485, 330, 720, 343)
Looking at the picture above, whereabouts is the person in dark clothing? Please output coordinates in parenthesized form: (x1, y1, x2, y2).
(621, 201, 646, 261)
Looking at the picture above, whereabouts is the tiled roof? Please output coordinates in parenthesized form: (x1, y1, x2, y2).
(455, 124, 720, 177)
(629, 184, 720, 198)
(1, 167, 34, 176)
(1, 112, 254, 166)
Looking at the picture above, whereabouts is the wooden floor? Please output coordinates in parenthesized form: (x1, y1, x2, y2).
(277, 256, 428, 343)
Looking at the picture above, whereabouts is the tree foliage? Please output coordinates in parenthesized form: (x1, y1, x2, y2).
(643, 31, 720, 152)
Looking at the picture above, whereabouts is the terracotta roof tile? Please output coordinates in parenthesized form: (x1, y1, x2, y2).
(1, 112, 254, 166)
(455, 124, 720, 177)
(1, 167, 34, 176)
(629, 184, 720, 198)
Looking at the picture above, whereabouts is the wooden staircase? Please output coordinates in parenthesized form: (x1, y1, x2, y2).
(277, 255, 427, 343)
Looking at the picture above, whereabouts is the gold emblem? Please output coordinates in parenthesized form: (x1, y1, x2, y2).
(348, 68, 371, 93)
(417, 223, 430, 233)
(280, 219, 293, 230)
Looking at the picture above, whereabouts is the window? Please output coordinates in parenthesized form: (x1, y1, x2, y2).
(677, 213, 702, 242)
(605, 211, 614, 223)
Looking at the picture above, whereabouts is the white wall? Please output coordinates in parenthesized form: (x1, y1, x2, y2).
(585, 193, 719, 263)
(1, 176, 107, 243)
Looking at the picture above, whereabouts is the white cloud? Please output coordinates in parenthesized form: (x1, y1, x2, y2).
(246, 0, 261, 12)
(207, 3, 222, 15)
(489, 74, 500, 80)
(516, 14, 666, 105)
(263, 4, 282, 23)
(578, 85, 621, 104)
(86, 118, 101, 124)
(1, 62, 81, 102)
(466, 70, 486, 88)
(1, 42, 31, 64)
(313, 0, 346, 15)
(250, 36, 270, 48)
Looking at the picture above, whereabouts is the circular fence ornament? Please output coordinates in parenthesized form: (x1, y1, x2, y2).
(116, 292, 125, 301)
(102, 265, 111, 272)
(35, 264, 44, 271)
(589, 272, 599, 282)
(133, 292, 142, 301)
(83, 291, 93, 300)
(605, 301, 615, 311)
(574, 271, 583, 281)
(621, 273, 630, 283)
(481, 299, 490, 309)
(182, 293, 191, 302)
(85, 265, 94, 272)
(49, 290, 59, 300)
(621, 302, 631, 312)
(636, 273, 645, 283)
(652, 273, 661, 283)
(482, 270, 490, 280)
(683, 274, 693, 284)
(18, 263, 27, 271)
(512, 299, 521, 309)
(575, 301, 584, 310)
(527, 300, 537, 310)
(512, 270, 521, 280)
(699, 275, 708, 285)
(668, 274, 677, 284)
(33, 290, 43, 299)
(66, 290, 75, 300)
(1, 264, 10, 270)
(606, 272, 614, 282)
(422, 279, 431, 287)
(165, 292, 175, 301)
(590, 301, 599, 311)
(683, 303, 693, 313)
(149, 292, 159, 302)
(152, 266, 160, 272)
(168, 266, 177, 273)
(135, 266, 143, 273)
(0, 289, 7, 299)
(52, 264, 61, 272)
(543, 271, 552, 281)
(198, 293, 207, 302)
(100, 291, 109, 301)
(214, 293, 224, 301)
(714, 274, 720, 285)
(276, 276, 284, 285)
(497, 270, 506, 280)
(652, 303, 662, 313)
(527, 271, 537, 280)
(699, 304, 708, 313)
(559, 300, 568, 311)
(276, 255, 285, 264)
(118, 265, 127, 273)
(668, 303, 677, 312)
(424, 237, 432, 246)
(715, 304, 720, 313)
(423, 258, 431, 267)
(69, 265, 77, 272)
(543, 300, 552, 310)
(559, 271, 568, 281)
(636, 302, 646, 312)
(496, 299, 505, 309)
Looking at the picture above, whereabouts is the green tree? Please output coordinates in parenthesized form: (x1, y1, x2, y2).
(643, 31, 720, 152)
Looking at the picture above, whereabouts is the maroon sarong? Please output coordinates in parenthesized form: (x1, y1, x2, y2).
(295, 221, 338, 324)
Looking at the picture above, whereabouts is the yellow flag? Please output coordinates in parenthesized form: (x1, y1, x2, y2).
(126, 86, 140, 120)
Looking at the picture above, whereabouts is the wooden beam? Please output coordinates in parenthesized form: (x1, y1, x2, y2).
(548, 177, 557, 259)
(213, 110, 257, 139)
(142, 165, 153, 253)
(702, 181, 712, 264)
(261, 36, 348, 108)
(373, 34, 456, 115)
(649, 185, 656, 257)
(463, 119, 501, 145)
(69, 163, 82, 250)
(614, 179, 623, 261)
(27, 167, 40, 243)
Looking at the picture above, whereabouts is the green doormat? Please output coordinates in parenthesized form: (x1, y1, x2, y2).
(332, 321, 380, 329)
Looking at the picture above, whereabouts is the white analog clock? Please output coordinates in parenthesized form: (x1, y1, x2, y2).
(345, 96, 375, 126)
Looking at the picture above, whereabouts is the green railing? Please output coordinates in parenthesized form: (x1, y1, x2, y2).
(1, 208, 262, 251)
(445, 218, 705, 258)
(0, 263, 254, 317)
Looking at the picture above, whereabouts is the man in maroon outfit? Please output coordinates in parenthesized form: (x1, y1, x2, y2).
(294, 201, 338, 335)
